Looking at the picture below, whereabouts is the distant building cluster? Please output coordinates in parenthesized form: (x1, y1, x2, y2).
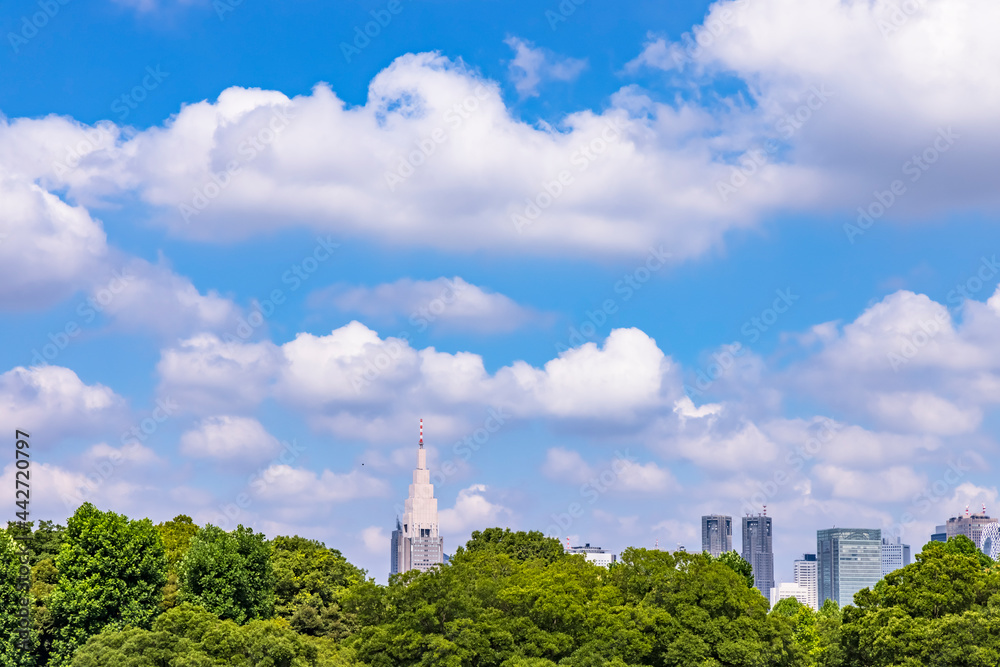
(386, 423, 995, 603)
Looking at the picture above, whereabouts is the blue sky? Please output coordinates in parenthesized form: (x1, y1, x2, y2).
(3, 0, 1000, 586)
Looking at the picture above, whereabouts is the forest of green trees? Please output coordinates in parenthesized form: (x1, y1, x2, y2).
(3, 502, 1000, 666)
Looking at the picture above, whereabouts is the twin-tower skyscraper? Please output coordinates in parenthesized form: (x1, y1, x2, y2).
(390, 419, 445, 575)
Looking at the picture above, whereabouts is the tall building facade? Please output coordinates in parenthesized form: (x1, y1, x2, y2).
(566, 543, 617, 567)
(770, 583, 811, 609)
(701, 514, 733, 557)
(981, 523, 1000, 560)
(881, 536, 911, 577)
(794, 554, 818, 610)
(931, 524, 947, 543)
(946, 510, 998, 550)
(817, 528, 882, 606)
(742, 514, 774, 597)
(390, 420, 444, 576)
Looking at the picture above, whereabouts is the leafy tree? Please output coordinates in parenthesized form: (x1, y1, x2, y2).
(839, 535, 1000, 666)
(453, 528, 565, 563)
(5, 520, 65, 566)
(70, 603, 361, 666)
(1, 527, 33, 666)
(711, 549, 755, 589)
(156, 514, 199, 610)
(47, 503, 167, 666)
(179, 524, 275, 624)
(271, 535, 365, 640)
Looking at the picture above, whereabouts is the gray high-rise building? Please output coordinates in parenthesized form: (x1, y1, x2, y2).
(881, 536, 910, 577)
(390, 420, 444, 576)
(817, 528, 881, 606)
(742, 514, 774, 597)
(946, 509, 998, 550)
(702, 514, 733, 557)
(931, 524, 947, 543)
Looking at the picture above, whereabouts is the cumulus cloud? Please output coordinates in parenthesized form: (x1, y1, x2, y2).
(0, 366, 127, 439)
(439, 484, 511, 533)
(361, 526, 390, 554)
(0, 176, 107, 309)
(179, 416, 282, 461)
(541, 447, 677, 494)
(504, 37, 588, 97)
(254, 465, 390, 504)
(157, 334, 281, 415)
(313, 276, 542, 333)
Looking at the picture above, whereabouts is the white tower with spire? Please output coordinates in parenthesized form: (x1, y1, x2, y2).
(390, 419, 444, 575)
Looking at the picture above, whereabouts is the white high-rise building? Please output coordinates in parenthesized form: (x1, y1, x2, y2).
(770, 582, 811, 609)
(566, 543, 616, 567)
(793, 554, 818, 610)
(881, 536, 911, 576)
(390, 420, 444, 576)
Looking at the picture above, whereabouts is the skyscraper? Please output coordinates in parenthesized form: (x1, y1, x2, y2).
(881, 536, 910, 577)
(793, 554, 818, 610)
(742, 513, 774, 597)
(817, 528, 881, 606)
(981, 523, 1000, 561)
(945, 507, 998, 550)
(390, 420, 444, 576)
(701, 514, 733, 557)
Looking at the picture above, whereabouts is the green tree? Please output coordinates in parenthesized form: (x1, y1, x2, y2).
(156, 514, 199, 610)
(453, 528, 565, 563)
(271, 535, 365, 640)
(1, 527, 34, 666)
(70, 603, 361, 666)
(179, 524, 275, 624)
(711, 549, 755, 589)
(47, 503, 167, 666)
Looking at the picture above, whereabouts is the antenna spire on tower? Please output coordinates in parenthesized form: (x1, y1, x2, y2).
(419, 418, 423, 447)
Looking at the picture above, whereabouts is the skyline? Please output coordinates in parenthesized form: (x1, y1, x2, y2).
(3, 0, 1000, 587)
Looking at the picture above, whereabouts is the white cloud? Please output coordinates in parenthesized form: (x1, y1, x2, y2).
(439, 484, 511, 533)
(504, 37, 588, 97)
(314, 276, 542, 333)
(542, 447, 677, 494)
(99, 258, 243, 339)
(254, 465, 390, 504)
(813, 464, 927, 503)
(361, 526, 390, 554)
(157, 334, 281, 414)
(179, 416, 282, 461)
(0, 366, 127, 439)
(0, 176, 107, 308)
